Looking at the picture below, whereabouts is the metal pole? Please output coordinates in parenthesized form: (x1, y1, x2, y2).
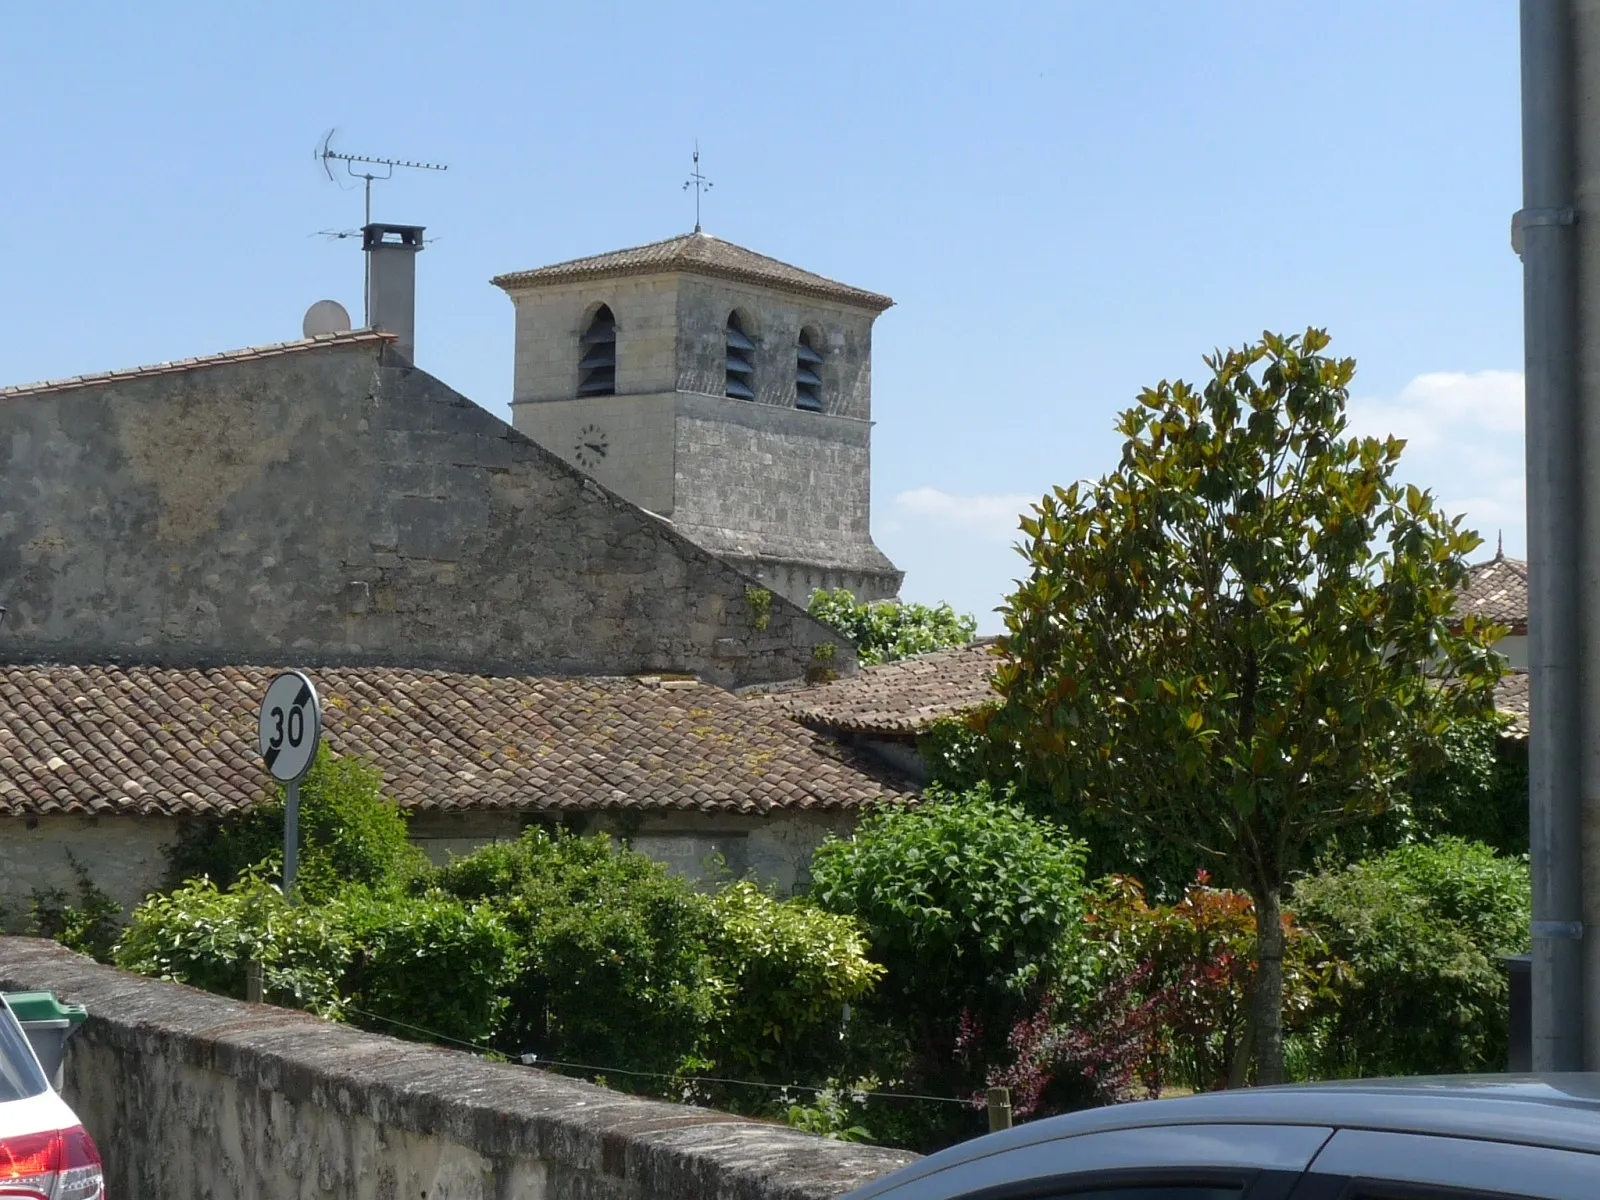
(283, 778, 300, 902)
(1519, 0, 1586, 1071)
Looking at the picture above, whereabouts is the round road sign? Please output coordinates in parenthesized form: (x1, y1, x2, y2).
(258, 671, 322, 782)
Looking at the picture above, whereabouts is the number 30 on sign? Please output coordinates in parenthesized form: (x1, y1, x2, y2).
(258, 671, 322, 783)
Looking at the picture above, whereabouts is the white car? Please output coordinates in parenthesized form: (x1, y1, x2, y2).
(0, 996, 103, 1200)
(843, 1077, 1600, 1200)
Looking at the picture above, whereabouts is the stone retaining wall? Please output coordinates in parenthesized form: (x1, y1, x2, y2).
(0, 938, 915, 1200)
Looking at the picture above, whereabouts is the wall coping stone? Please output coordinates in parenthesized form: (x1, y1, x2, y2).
(0, 938, 916, 1199)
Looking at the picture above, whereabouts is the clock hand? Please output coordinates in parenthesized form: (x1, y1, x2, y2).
(585, 442, 606, 454)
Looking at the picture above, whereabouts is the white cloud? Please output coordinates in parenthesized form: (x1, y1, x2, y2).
(1346, 370, 1525, 556)
(892, 486, 1040, 543)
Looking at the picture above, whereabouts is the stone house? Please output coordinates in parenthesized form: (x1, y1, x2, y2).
(0, 226, 914, 916)
(0, 663, 909, 924)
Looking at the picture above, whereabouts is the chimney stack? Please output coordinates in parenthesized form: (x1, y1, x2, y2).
(362, 223, 425, 362)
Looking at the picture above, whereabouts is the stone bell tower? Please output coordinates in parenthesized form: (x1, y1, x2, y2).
(492, 231, 903, 605)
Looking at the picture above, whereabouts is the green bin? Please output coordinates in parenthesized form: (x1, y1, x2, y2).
(2, 991, 87, 1090)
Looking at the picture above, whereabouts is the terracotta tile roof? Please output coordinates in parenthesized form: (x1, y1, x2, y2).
(784, 638, 1534, 745)
(0, 330, 392, 400)
(785, 640, 1003, 736)
(0, 664, 910, 819)
(491, 232, 893, 311)
(1496, 670, 1529, 740)
(1458, 554, 1528, 632)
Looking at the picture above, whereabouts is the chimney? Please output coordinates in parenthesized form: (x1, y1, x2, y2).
(362, 223, 425, 361)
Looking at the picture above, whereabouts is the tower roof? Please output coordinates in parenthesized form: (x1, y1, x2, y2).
(491, 232, 893, 311)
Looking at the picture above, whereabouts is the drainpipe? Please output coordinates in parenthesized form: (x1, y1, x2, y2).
(1518, 0, 1585, 1071)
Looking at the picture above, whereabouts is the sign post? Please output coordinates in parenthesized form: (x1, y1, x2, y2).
(258, 671, 322, 900)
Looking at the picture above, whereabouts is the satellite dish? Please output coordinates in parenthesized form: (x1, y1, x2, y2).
(302, 299, 352, 338)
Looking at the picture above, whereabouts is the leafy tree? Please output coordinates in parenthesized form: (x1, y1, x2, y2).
(988, 330, 1504, 1083)
(808, 588, 977, 666)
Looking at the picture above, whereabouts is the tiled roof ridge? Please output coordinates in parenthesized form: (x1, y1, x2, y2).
(0, 329, 395, 400)
(491, 231, 893, 311)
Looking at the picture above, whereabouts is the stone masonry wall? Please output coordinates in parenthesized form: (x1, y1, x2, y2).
(0, 938, 915, 1200)
(0, 815, 179, 931)
(671, 393, 902, 602)
(0, 339, 850, 688)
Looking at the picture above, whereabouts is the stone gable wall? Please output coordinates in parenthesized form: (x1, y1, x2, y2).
(0, 938, 915, 1200)
(0, 341, 848, 687)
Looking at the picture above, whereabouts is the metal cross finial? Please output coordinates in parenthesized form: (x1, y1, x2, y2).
(683, 141, 713, 233)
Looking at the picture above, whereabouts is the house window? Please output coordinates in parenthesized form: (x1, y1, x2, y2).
(725, 313, 756, 400)
(796, 330, 824, 411)
(578, 305, 617, 396)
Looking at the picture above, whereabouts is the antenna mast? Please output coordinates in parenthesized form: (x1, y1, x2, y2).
(316, 130, 449, 322)
(682, 141, 713, 234)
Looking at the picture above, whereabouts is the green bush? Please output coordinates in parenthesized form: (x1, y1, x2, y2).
(809, 784, 1091, 1146)
(340, 889, 520, 1048)
(115, 874, 353, 1016)
(705, 881, 882, 1081)
(166, 755, 429, 901)
(1293, 838, 1530, 1077)
(807, 588, 977, 666)
(27, 854, 123, 963)
(435, 829, 721, 1077)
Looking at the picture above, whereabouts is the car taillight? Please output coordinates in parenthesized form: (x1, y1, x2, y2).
(0, 1125, 103, 1200)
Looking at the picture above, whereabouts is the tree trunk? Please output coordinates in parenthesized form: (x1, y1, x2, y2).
(1248, 884, 1285, 1085)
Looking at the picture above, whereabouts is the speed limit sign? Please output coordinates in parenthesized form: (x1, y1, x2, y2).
(259, 671, 322, 901)
(259, 671, 321, 782)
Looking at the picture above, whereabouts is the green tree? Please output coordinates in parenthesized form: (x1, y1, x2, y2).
(989, 330, 1504, 1083)
(807, 588, 977, 666)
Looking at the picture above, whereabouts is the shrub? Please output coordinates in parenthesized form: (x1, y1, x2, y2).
(705, 881, 882, 1080)
(28, 854, 122, 963)
(340, 889, 520, 1048)
(1085, 874, 1337, 1091)
(810, 784, 1092, 1139)
(958, 967, 1166, 1119)
(1293, 838, 1531, 1077)
(807, 588, 977, 666)
(166, 755, 429, 901)
(435, 829, 721, 1077)
(115, 874, 353, 1016)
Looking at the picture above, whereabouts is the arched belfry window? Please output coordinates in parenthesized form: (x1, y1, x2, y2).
(725, 313, 756, 400)
(796, 331, 824, 411)
(578, 305, 617, 396)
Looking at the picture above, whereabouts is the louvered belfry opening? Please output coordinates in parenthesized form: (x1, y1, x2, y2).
(578, 305, 617, 396)
(796, 330, 824, 411)
(725, 312, 756, 400)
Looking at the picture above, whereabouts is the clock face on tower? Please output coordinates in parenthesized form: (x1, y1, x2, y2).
(573, 423, 609, 469)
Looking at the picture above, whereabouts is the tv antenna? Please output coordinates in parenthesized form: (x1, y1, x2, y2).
(315, 129, 448, 325)
(316, 129, 448, 228)
(683, 141, 712, 234)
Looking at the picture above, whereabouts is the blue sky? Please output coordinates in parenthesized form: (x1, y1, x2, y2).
(0, 2, 1523, 631)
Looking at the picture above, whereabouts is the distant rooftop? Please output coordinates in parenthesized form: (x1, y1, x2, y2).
(1458, 552, 1528, 633)
(491, 231, 894, 311)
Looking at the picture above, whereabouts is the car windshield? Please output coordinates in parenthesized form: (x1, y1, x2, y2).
(0, 1002, 48, 1101)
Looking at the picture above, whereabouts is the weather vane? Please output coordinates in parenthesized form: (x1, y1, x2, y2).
(683, 141, 713, 233)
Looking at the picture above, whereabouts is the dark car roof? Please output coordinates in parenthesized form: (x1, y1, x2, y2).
(846, 1076, 1600, 1200)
